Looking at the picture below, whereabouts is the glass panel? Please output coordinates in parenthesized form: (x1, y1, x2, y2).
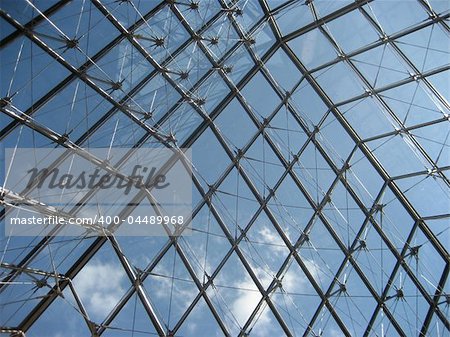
(222, 44, 255, 84)
(205, 252, 260, 336)
(33, 1, 119, 68)
(190, 71, 230, 114)
(378, 187, 416, 250)
(322, 181, 366, 246)
(396, 174, 450, 217)
(142, 247, 199, 330)
(352, 43, 412, 88)
(301, 217, 345, 292)
(288, 28, 338, 70)
(366, 133, 430, 177)
(101, 292, 161, 336)
(234, 0, 265, 34)
(267, 106, 309, 161)
(25, 288, 93, 336)
(202, 14, 241, 60)
(130, 73, 181, 123)
(241, 134, 285, 196)
(1, 1, 448, 335)
(271, 257, 322, 334)
(191, 126, 230, 189)
(325, 8, 379, 53)
(102, 0, 160, 28)
(215, 166, 260, 236)
(177, 297, 227, 336)
(313, 0, 353, 18)
(396, 23, 450, 73)
(341, 97, 398, 139)
(266, 0, 290, 10)
(411, 120, 450, 166)
(314, 61, 365, 104)
(133, 6, 191, 64)
(0, 37, 70, 111)
(427, 70, 450, 102)
(240, 71, 281, 121)
(428, 0, 450, 14)
(251, 21, 277, 58)
(71, 242, 131, 323)
(0, 17, 15, 39)
(290, 80, 329, 130)
(0, 0, 60, 24)
(317, 113, 355, 166)
(267, 174, 315, 244)
(274, 2, 314, 37)
(181, 205, 231, 281)
(166, 41, 212, 91)
(405, 227, 446, 296)
(85, 40, 152, 99)
(381, 79, 447, 127)
(330, 262, 378, 336)
(347, 148, 385, 208)
(384, 269, 430, 336)
(32, 80, 113, 141)
(265, 48, 302, 92)
(214, 98, 258, 150)
(355, 223, 398, 295)
(241, 211, 290, 289)
(364, 1, 429, 35)
(294, 142, 336, 204)
(158, 104, 203, 145)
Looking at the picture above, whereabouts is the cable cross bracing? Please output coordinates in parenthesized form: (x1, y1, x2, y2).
(0, 0, 449, 336)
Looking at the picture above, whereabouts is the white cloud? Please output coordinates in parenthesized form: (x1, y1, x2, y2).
(232, 258, 327, 336)
(228, 268, 273, 336)
(231, 281, 269, 335)
(257, 226, 287, 255)
(73, 262, 126, 318)
(329, 327, 344, 337)
(150, 262, 198, 312)
(282, 259, 325, 293)
(224, 226, 329, 336)
(255, 225, 326, 293)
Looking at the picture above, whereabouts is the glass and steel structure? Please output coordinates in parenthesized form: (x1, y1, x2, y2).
(0, 0, 449, 336)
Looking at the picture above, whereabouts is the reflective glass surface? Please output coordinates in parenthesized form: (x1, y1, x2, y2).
(1, 0, 449, 336)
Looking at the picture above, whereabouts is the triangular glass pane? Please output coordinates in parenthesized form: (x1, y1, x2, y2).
(101, 293, 159, 337)
(176, 296, 227, 337)
(141, 246, 199, 330)
(180, 205, 231, 282)
(25, 287, 93, 337)
(71, 240, 131, 322)
(206, 252, 262, 336)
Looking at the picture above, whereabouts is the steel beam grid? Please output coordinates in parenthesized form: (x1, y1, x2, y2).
(273, 2, 449, 336)
(204, 3, 404, 335)
(0, 1, 283, 333)
(0, 0, 448, 336)
(314, 6, 450, 251)
(0, 0, 270, 289)
(0, 0, 71, 48)
(221, 3, 448, 334)
(174, 3, 391, 335)
(0, 3, 442, 336)
(280, 31, 449, 337)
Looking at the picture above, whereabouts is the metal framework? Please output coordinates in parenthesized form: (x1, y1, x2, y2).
(0, 0, 449, 336)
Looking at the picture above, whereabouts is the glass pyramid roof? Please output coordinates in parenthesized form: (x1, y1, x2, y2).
(0, 0, 449, 336)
